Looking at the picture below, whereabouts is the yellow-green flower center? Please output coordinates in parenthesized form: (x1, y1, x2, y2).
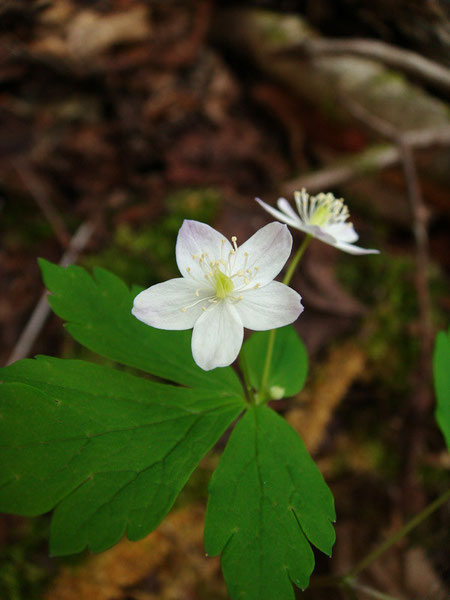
(213, 268, 234, 299)
(309, 203, 331, 226)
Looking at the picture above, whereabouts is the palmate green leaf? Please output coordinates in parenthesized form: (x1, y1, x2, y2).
(38, 259, 242, 395)
(0, 357, 244, 555)
(204, 404, 335, 600)
(433, 328, 450, 449)
(240, 325, 308, 399)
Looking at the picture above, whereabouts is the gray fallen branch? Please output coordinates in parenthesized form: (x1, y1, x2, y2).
(282, 126, 450, 195)
(213, 9, 449, 133)
(277, 38, 450, 95)
(6, 221, 95, 366)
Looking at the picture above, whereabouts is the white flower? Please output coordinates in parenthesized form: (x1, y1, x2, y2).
(132, 220, 303, 371)
(256, 189, 379, 255)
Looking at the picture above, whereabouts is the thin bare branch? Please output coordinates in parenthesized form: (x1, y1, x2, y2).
(282, 126, 450, 195)
(335, 97, 435, 513)
(6, 221, 96, 366)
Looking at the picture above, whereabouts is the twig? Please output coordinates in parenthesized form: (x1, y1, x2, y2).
(348, 488, 450, 578)
(277, 37, 450, 94)
(282, 126, 450, 195)
(13, 159, 70, 248)
(340, 97, 435, 512)
(312, 487, 450, 597)
(6, 221, 96, 366)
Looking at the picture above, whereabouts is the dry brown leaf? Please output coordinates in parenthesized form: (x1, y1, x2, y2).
(287, 342, 366, 453)
(66, 7, 151, 61)
(45, 505, 226, 600)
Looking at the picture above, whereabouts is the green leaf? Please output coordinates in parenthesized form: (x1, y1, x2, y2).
(38, 259, 242, 395)
(240, 326, 308, 399)
(433, 328, 450, 449)
(0, 357, 244, 555)
(204, 404, 335, 599)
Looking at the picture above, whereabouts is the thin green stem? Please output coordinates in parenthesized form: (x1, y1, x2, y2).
(259, 329, 276, 402)
(282, 234, 312, 286)
(259, 235, 312, 401)
(240, 350, 256, 404)
(349, 487, 450, 578)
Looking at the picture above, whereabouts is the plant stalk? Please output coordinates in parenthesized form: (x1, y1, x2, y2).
(259, 235, 312, 400)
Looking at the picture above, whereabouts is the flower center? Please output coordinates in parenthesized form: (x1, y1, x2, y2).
(309, 203, 331, 226)
(213, 268, 234, 299)
(295, 189, 350, 228)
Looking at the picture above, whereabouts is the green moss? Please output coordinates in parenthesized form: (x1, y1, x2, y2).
(338, 249, 449, 396)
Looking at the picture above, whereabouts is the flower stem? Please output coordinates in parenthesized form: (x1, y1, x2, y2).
(259, 235, 312, 400)
(282, 234, 312, 286)
(348, 486, 450, 578)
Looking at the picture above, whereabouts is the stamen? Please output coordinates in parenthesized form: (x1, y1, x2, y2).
(231, 236, 238, 252)
(182, 293, 215, 312)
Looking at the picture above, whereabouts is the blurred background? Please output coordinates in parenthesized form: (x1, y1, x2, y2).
(1, 1, 449, 599)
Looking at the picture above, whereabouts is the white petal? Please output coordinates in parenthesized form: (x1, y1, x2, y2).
(334, 241, 380, 255)
(326, 222, 359, 243)
(132, 278, 210, 330)
(277, 197, 302, 223)
(255, 197, 302, 230)
(235, 281, 303, 331)
(175, 220, 233, 281)
(233, 222, 293, 287)
(191, 302, 243, 370)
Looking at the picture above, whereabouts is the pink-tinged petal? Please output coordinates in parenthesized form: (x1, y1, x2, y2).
(132, 278, 210, 330)
(235, 281, 303, 330)
(326, 222, 359, 243)
(334, 241, 380, 255)
(175, 220, 233, 282)
(191, 302, 243, 370)
(233, 222, 293, 287)
(255, 197, 302, 230)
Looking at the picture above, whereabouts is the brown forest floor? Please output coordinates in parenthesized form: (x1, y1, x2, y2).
(1, 2, 449, 599)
